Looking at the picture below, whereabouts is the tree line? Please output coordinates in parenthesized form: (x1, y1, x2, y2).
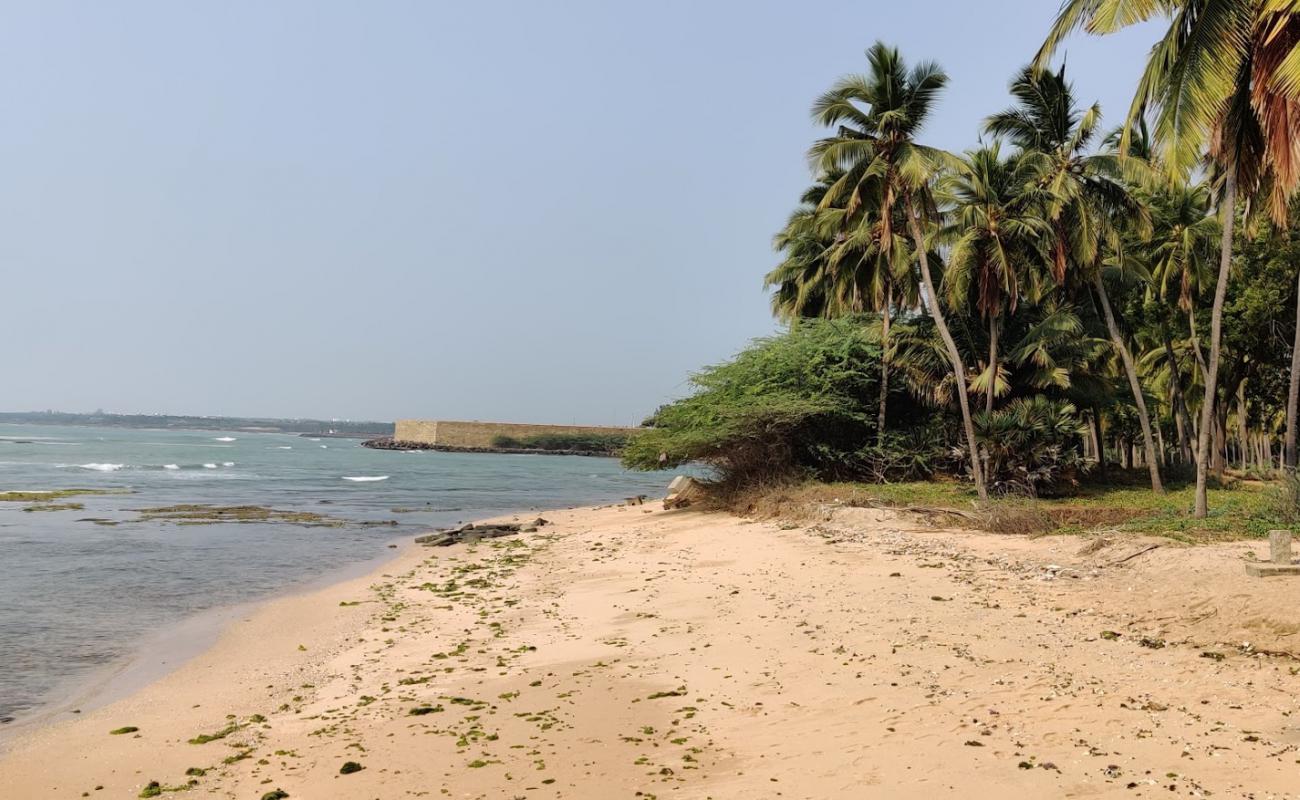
(631, 3, 1300, 518)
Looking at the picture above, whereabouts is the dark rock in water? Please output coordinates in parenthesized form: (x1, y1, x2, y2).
(0, 715, 14, 724)
(415, 521, 534, 547)
(362, 436, 618, 458)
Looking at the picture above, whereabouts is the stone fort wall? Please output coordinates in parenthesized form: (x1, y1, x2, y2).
(393, 419, 640, 449)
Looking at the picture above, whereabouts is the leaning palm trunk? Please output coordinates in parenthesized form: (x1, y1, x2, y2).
(1287, 267, 1300, 469)
(1093, 274, 1164, 493)
(1195, 171, 1236, 518)
(907, 204, 987, 500)
(877, 293, 891, 445)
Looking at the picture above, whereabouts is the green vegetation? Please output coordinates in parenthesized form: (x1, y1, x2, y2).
(186, 722, 243, 744)
(628, 18, 1300, 527)
(0, 488, 125, 502)
(109, 726, 139, 735)
(135, 505, 348, 527)
(339, 761, 364, 775)
(740, 473, 1299, 542)
(490, 432, 629, 454)
(24, 502, 83, 512)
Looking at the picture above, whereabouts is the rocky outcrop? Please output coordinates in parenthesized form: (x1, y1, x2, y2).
(414, 517, 550, 547)
(363, 438, 617, 458)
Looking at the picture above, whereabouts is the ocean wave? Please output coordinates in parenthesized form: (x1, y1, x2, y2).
(342, 475, 389, 482)
(222, 461, 235, 467)
(78, 463, 125, 472)
(213, 437, 237, 442)
(272, 446, 293, 450)
(203, 463, 218, 469)
(163, 464, 180, 470)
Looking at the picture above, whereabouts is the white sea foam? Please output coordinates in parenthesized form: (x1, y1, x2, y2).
(78, 463, 125, 471)
(163, 464, 180, 470)
(274, 446, 293, 450)
(213, 437, 237, 442)
(222, 461, 235, 467)
(342, 475, 389, 482)
(320, 445, 328, 449)
(203, 463, 218, 469)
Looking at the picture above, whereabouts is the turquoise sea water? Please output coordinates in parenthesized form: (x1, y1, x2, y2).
(0, 423, 674, 725)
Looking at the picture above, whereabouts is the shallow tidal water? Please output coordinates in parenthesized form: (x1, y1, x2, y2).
(0, 423, 674, 725)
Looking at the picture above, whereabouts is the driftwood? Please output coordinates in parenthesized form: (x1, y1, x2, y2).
(1107, 543, 1161, 566)
(415, 517, 549, 547)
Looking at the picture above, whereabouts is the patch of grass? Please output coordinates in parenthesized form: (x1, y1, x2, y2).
(742, 472, 1300, 542)
(110, 726, 139, 735)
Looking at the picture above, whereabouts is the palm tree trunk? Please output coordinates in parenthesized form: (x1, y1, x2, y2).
(1093, 274, 1163, 493)
(986, 317, 998, 416)
(1236, 381, 1249, 470)
(1195, 169, 1236, 518)
(1286, 266, 1300, 469)
(1164, 338, 1195, 464)
(907, 203, 987, 500)
(1091, 407, 1106, 474)
(1187, 308, 1208, 379)
(877, 292, 892, 446)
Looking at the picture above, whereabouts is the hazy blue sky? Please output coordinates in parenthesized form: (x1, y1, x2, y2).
(0, 1, 1159, 424)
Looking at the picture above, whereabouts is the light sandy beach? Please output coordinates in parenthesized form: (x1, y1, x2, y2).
(3, 501, 1299, 799)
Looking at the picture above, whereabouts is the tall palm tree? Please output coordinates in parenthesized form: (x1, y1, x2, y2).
(987, 65, 1165, 492)
(1037, 0, 1300, 513)
(942, 144, 1050, 414)
(766, 174, 917, 444)
(808, 42, 989, 499)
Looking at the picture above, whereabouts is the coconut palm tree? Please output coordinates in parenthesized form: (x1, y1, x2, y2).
(1037, 0, 1300, 513)
(807, 42, 989, 499)
(942, 144, 1051, 415)
(986, 64, 1165, 492)
(766, 175, 917, 444)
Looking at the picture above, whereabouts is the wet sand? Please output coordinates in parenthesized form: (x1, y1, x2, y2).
(2, 502, 1298, 798)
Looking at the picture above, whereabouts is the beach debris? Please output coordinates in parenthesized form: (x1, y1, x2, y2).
(664, 475, 703, 509)
(339, 761, 364, 774)
(260, 791, 289, 800)
(109, 726, 139, 735)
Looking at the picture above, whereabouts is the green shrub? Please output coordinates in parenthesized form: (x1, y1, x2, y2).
(490, 433, 628, 453)
(624, 318, 911, 484)
(974, 397, 1087, 496)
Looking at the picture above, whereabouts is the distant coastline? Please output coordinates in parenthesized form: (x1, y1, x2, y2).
(0, 411, 393, 438)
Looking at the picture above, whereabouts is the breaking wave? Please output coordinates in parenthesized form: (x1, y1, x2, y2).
(342, 475, 389, 482)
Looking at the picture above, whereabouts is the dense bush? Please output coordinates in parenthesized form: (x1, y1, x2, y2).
(973, 397, 1087, 496)
(624, 318, 950, 484)
(491, 432, 628, 454)
(625, 316, 1092, 491)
